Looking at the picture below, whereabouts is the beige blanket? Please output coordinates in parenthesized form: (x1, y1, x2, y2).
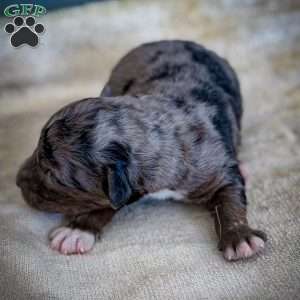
(0, 1, 299, 299)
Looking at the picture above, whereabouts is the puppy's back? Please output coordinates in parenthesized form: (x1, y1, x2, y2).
(101, 40, 242, 127)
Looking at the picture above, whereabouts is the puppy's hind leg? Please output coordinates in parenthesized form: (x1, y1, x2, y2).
(49, 208, 116, 255)
(209, 166, 267, 261)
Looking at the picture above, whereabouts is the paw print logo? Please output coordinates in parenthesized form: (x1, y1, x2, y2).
(4, 16, 45, 48)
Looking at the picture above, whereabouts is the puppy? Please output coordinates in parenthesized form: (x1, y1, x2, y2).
(17, 40, 266, 260)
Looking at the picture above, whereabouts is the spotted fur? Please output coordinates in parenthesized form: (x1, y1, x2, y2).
(17, 40, 266, 259)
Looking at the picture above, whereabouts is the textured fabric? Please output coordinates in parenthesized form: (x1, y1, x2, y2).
(0, 1, 299, 299)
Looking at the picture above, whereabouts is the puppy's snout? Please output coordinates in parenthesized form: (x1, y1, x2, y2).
(16, 166, 28, 188)
(16, 170, 22, 187)
(16, 156, 35, 188)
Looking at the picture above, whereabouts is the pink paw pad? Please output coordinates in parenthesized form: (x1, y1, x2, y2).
(224, 236, 265, 261)
(49, 226, 95, 255)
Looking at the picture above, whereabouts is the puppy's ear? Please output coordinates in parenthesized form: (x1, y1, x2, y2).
(102, 141, 133, 209)
(106, 161, 132, 209)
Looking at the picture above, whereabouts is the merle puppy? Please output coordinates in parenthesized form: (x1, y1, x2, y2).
(16, 40, 266, 260)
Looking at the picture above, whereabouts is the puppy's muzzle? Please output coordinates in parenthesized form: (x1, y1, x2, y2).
(16, 156, 35, 188)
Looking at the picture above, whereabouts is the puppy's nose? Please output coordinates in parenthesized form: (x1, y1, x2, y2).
(16, 155, 35, 188)
(16, 165, 30, 188)
(16, 168, 24, 187)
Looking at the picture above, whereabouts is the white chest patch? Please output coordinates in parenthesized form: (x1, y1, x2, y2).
(142, 189, 187, 202)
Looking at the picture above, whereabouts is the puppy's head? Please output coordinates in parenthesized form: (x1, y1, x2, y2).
(16, 98, 139, 214)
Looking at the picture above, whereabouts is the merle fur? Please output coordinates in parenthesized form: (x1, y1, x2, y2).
(16, 40, 266, 256)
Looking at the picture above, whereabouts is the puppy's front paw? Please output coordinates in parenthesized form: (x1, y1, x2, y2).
(49, 226, 95, 255)
(219, 225, 267, 261)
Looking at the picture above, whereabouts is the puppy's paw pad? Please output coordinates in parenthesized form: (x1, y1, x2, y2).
(49, 226, 95, 255)
(220, 226, 266, 261)
(249, 236, 265, 252)
(236, 240, 256, 258)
